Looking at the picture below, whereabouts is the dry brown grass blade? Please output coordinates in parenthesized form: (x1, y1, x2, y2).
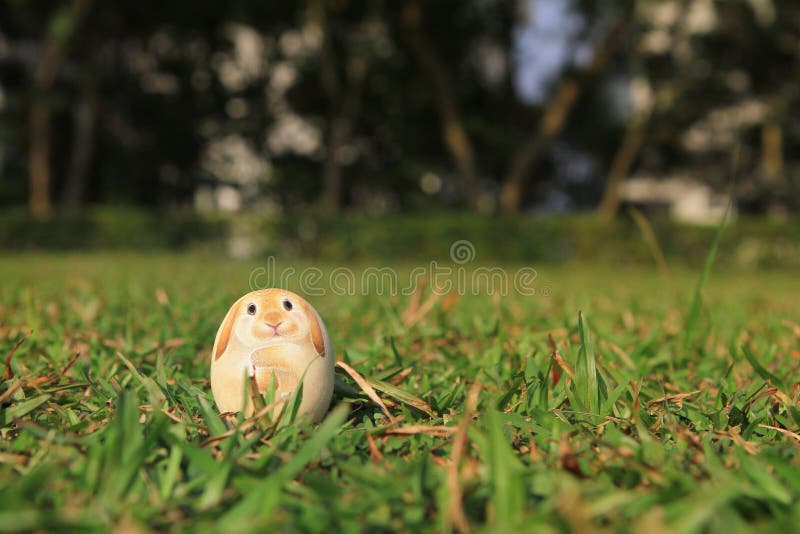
(729, 430, 760, 455)
(200, 398, 286, 447)
(155, 288, 170, 306)
(336, 360, 395, 422)
(28, 373, 59, 387)
(58, 352, 81, 379)
(531, 328, 569, 339)
(446, 381, 481, 534)
(558, 434, 585, 478)
(0, 377, 26, 404)
(159, 408, 186, 424)
(630, 381, 641, 416)
(367, 433, 383, 464)
(403, 291, 446, 329)
(161, 338, 186, 350)
(388, 367, 412, 386)
(402, 276, 426, 323)
(0, 452, 29, 466)
(647, 390, 701, 409)
(402, 276, 457, 329)
(604, 340, 636, 370)
(759, 424, 800, 449)
(441, 291, 460, 312)
(781, 320, 800, 337)
(548, 334, 574, 385)
(628, 206, 671, 281)
(385, 425, 456, 437)
(3, 337, 26, 381)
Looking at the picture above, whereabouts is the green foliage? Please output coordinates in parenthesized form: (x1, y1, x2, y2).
(0, 207, 226, 250)
(0, 253, 799, 530)
(3, 209, 800, 269)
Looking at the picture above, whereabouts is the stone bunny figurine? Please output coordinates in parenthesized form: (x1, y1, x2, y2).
(210, 289, 334, 422)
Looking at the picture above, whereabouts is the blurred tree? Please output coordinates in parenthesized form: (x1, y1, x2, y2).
(0, 0, 797, 216)
(27, 0, 92, 218)
(315, 1, 373, 213)
(598, 0, 694, 218)
(400, 0, 479, 209)
(499, 15, 628, 213)
(599, 0, 800, 217)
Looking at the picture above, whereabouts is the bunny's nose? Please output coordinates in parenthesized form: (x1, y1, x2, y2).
(265, 321, 283, 334)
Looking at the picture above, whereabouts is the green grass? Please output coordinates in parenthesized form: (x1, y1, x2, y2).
(1, 252, 799, 532)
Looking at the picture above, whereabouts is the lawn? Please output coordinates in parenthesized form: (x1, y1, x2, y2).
(1, 252, 799, 532)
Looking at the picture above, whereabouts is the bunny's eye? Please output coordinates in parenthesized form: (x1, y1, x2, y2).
(282, 299, 293, 311)
(246, 303, 257, 315)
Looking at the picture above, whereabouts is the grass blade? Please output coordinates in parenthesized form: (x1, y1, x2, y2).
(575, 312, 599, 414)
(683, 205, 730, 351)
(740, 345, 786, 392)
(222, 403, 349, 523)
(477, 409, 525, 530)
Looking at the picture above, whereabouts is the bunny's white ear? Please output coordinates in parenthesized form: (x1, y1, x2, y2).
(212, 298, 242, 361)
(300, 299, 326, 356)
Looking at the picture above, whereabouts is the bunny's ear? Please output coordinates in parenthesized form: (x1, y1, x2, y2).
(212, 299, 242, 361)
(300, 299, 326, 356)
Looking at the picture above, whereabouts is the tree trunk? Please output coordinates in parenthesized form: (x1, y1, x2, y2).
(402, 0, 479, 209)
(27, 0, 93, 218)
(598, 108, 650, 218)
(499, 80, 581, 213)
(498, 21, 626, 213)
(28, 38, 63, 219)
(323, 116, 347, 213)
(28, 103, 53, 218)
(761, 121, 783, 185)
(598, 0, 693, 218)
(62, 87, 97, 208)
(317, 5, 366, 214)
